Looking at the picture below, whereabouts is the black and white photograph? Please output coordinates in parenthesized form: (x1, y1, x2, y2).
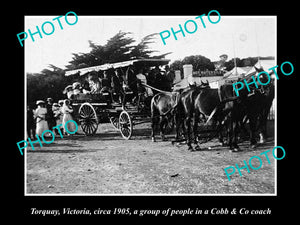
(14, 7, 297, 220)
(23, 15, 276, 195)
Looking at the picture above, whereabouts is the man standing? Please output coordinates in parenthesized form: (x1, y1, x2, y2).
(27, 104, 36, 139)
(46, 97, 56, 131)
(165, 65, 175, 91)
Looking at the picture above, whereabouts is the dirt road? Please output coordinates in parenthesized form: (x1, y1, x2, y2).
(26, 122, 275, 195)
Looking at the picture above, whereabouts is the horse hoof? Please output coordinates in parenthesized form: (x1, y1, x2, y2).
(152, 138, 156, 142)
(222, 141, 229, 146)
(259, 139, 266, 144)
(194, 145, 201, 151)
(230, 148, 240, 153)
(188, 146, 194, 151)
(259, 133, 265, 144)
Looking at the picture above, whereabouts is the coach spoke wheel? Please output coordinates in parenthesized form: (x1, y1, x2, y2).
(78, 103, 98, 135)
(119, 110, 132, 140)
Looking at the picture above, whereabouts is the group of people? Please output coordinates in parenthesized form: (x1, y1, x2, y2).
(27, 98, 77, 140)
(63, 65, 175, 106)
(63, 72, 111, 99)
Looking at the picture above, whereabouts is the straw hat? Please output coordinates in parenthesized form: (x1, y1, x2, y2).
(36, 100, 45, 105)
(63, 85, 73, 94)
(72, 82, 81, 89)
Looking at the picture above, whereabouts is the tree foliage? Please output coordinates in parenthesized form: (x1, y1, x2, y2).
(27, 31, 171, 104)
(27, 67, 68, 105)
(170, 55, 215, 72)
(65, 31, 170, 70)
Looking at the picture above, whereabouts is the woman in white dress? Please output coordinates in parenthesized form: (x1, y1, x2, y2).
(34, 100, 49, 137)
(61, 99, 76, 135)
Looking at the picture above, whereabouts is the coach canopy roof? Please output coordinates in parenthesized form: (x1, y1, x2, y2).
(65, 58, 170, 76)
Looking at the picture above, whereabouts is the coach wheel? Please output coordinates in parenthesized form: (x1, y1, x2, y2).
(78, 103, 98, 135)
(119, 110, 132, 140)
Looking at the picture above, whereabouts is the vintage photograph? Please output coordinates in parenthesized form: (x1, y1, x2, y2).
(24, 15, 276, 195)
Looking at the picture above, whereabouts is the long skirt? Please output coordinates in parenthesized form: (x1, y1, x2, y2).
(62, 113, 76, 134)
(36, 120, 49, 136)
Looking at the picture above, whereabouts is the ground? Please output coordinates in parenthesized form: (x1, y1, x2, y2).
(26, 121, 275, 195)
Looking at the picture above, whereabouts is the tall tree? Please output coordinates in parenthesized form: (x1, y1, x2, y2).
(66, 31, 171, 70)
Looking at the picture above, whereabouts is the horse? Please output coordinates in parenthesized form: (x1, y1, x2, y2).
(257, 78, 274, 143)
(173, 81, 224, 151)
(150, 91, 178, 142)
(217, 67, 275, 149)
(237, 67, 275, 147)
(174, 67, 274, 152)
(176, 86, 232, 151)
(150, 81, 210, 143)
(217, 83, 244, 151)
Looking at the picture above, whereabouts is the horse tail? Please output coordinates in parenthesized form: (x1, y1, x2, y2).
(150, 93, 161, 118)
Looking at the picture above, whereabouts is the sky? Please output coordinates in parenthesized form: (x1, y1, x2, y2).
(24, 15, 276, 73)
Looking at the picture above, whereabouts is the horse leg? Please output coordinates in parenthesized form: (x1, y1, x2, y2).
(225, 113, 237, 151)
(227, 115, 233, 150)
(248, 115, 258, 148)
(175, 113, 180, 141)
(231, 119, 240, 151)
(151, 104, 158, 142)
(258, 111, 268, 144)
(175, 106, 184, 141)
(213, 110, 225, 146)
(216, 119, 225, 146)
(151, 116, 156, 142)
(193, 111, 201, 151)
(258, 119, 267, 144)
(160, 115, 167, 141)
(185, 115, 193, 151)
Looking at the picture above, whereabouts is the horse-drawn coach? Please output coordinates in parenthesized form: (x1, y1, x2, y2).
(65, 58, 170, 140)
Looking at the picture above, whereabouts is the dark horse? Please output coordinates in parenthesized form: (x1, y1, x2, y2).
(175, 84, 236, 151)
(236, 67, 275, 147)
(175, 67, 275, 152)
(216, 67, 275, 149)
(150, 81, 209, 142)
(150, 91, 179, 142)
(257, 78, 274, 143)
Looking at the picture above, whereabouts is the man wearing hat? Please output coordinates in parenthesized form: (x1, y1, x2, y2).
(165, 65, 175, 91)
